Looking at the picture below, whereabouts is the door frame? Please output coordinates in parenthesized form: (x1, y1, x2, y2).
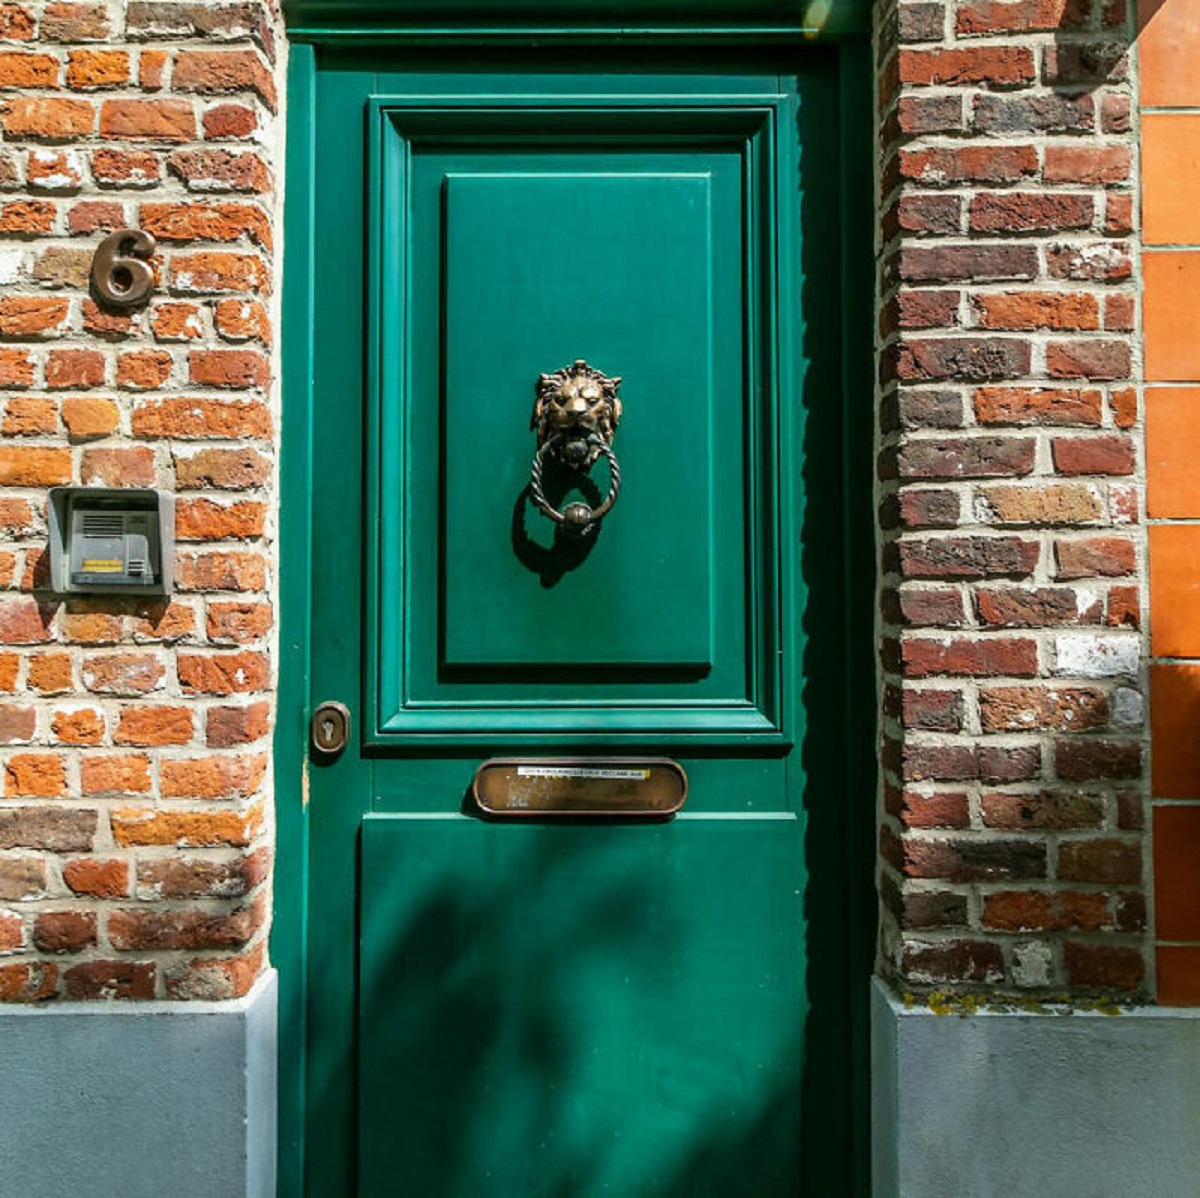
(275, 12, 877, 1193)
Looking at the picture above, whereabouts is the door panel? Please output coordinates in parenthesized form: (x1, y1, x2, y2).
(367, 96, 795, 742)
(305, 60, 820, 1196)
(359, 815, 803, 1196)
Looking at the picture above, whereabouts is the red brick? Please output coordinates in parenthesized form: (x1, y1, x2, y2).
(133, 396, 271, 439)
(45, 349, 104, 390)
(175, 448, 270, 490)
(203, 103, 259, 140)
(1055, 536, 1135, 579)
(99, 99, 195, 142)
(206, 701, 271, 746)
(82, 652, 165, 696)
(1046, 242, 1132, 282)
(116, 349, 173, 391)
(214, 298, 270, 343)
(26, 149, 82, 191)
(91, 147, 160, 187)
(1056, 738, 1141, 781)
(160, 752, 267, 799)
(0, 446, 69, 487)
(900, 144, 1037, 186)
(141, 201, 270, 248)
(1046, 341, 1131, 381)
(1064, 942, 1143, 991)
(176, 551, 265, 593)
(169, 250, 269, 293)
(173, 49, 276, 110)
(902, 636, 1038, 678)
(178, 650, 269, 695)
(0, 961, 57, 1001)
(63, 857, 129, 897)
(0, 97, 93, 140)
(1051, 435, 1135, 476)
(80, 446, 156, 487)
(0, 296, 68, 337)
(166, 944, 263, 1000)
(0, 348, 34, 388)
(1059, 838, 1141, 883)
(977, 586, 1099, 628)
(0, 704, 35, 745)
(974, 387, 1102, 427)
(979, 686, 1107, 732)
(957, 0, 1089, 35)
(176, 498, 265, 540)
(67, 198, 125, 234)
(113, 705, 193, 747)
(0, 857, 46, 900)
(974, 293, 1099, 332)
(63, 960, 154, 1000)
(0, 597, 54, 643)
(899, 535, 1039, 580)
(1044, 144, 1131, 184)
(898, 45, 1035, 87)
(981, 790, 1105, 830)
(33, 910, 96, 953)
(137, 849, 269, 900)
(205, 600, 272, 642)
(189, 349, 269, 389)
(27, 652, 71, 693)
(151, 302, 204, 341)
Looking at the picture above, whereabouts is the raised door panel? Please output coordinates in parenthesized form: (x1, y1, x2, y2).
(366, 97, 797, 744)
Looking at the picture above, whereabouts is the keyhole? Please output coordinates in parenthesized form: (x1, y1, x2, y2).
(322, 717, 335, 742)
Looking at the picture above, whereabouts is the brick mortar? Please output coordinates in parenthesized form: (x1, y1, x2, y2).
(874, 0, 1150, 998)
(0, 0, 285, 1002)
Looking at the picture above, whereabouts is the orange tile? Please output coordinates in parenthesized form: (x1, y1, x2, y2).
(1157, 945, 1200, 1005)
(1155, 806, 1200, 938)
(1144, 252, 1200, 381)
(1143, 115, 1200, 245)
(1152, 665, 1200, 797)
(1148, 389, 1200, 517)
(1150, 525, 1200, 656)
(1140, 0, 1200, 108)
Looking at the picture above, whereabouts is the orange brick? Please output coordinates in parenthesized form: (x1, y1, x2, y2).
(50, 706, 104, 745)
(111, 802, 263, 848)
(99, 98, 195, 141)
(0, 296, 68, 337)
(0, 447, 70, 487)
(28, 652, 71, 693)
(65, 48, 128, 90)
(141, 201, 270, 249)
(133, 396, 270, 439)
(160, 753, 267, 799)
(117, 349, 172, 390)
(176, 498, 265, 540)
(114, 705, 193, 746)
(3, 397, 57, 436)
(0, 96, 93, 139)
(63, 857, 129, 897)
(81, 753, 151, 795)
(5, 752, 66, 797)
(61, 396, 119, 439)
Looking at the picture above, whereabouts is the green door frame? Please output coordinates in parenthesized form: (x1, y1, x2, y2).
(275, 12, 876, 1194)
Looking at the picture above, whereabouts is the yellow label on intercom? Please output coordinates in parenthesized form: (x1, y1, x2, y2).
(81, 559, 122, 573)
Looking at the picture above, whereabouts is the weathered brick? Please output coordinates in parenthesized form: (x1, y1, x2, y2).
(979, 686, 1108, 733)
(161, 752, 267, 799)
(113, 705, 194, 747)
(899, 535, 1040, 580)
(977, 587, 1099, 628)
(973, 292, 1099, 332)
(33, 911, 96, 953)
(974, 387, 1102, 427)
(898, 45, 1035, 87)
(133, 396, 271, 438)
(111, 803, 262, 848)
(99, 98, 196, 142)
(1063, 942, 1143, 991)
(63, 960, 154, 1000)
(898, 436, 1035, 479)
(137, 849, 269, 900)
(63, 858, 129, 897)
(0, 807, 94, 852)
(902, 635, 1038, 679)
(81, 754, 152, 795)
(896, 338, 1031, 383)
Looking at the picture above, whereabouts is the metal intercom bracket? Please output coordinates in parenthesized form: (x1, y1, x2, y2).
(48, 487, 174, 597)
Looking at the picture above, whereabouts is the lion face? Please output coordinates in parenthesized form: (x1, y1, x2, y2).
(532, 360, 622, 465)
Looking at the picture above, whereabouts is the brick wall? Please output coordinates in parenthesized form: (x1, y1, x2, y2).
(0, 1, 281, 1000)
(875, 0, 1148, 997)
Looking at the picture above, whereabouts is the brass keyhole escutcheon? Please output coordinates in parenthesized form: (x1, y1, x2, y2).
(311, 701, 351, 756)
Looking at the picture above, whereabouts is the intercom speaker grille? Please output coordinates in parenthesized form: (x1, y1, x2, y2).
(82, 513, 125, 537)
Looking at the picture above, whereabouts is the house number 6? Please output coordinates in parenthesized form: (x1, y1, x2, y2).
(90, 227, 156, 309)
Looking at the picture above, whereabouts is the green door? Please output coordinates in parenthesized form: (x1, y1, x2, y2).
(300, 52, 831, 1196)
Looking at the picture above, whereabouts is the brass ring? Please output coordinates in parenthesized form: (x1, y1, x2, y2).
(529, 434, 621, 538)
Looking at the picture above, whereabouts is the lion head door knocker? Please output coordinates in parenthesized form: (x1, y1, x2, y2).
(528, 360, 622, 539)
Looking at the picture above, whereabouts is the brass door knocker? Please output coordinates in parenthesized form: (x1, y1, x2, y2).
(528, 360, 622, 539)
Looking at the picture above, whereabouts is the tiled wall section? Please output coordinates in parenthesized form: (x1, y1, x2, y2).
(1142, 0, 1200, 1003)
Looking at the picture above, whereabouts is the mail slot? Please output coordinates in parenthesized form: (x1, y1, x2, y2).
(471, 758, 687, 816)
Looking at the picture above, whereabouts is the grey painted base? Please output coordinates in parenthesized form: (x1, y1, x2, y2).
(872, 976, 1200, 1197)
(0, 969, 276, 1198)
